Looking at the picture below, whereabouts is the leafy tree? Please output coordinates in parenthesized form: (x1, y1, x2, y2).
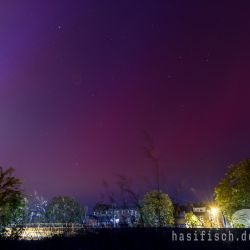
(46, 196, 86, 224)
(214, 159, 250, 222)
(2, 196, 27, 238)
(140, 190, 174, 227)
(185, 212, 202, 228)
(0, 167, 25, 235)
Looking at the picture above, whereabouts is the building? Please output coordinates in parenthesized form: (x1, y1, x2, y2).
(92, 204, 139, 228)
(174, 203, 224, 228)
(192, 206, 208, 226)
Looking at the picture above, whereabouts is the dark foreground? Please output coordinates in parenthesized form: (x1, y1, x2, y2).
(1, 228, 250, 250)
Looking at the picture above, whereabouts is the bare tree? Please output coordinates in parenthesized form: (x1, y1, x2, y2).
(142, 131, 160, 192)
(26, 191, 48, 223)
(142, 131, 162, 227)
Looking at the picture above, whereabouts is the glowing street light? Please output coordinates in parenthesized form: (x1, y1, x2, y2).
(211, 207, 218, 217)
(209, 206, 220, 228)
(209, 206, 229, 228)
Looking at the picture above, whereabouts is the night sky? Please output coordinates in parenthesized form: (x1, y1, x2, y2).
(1, 1, 250, 205)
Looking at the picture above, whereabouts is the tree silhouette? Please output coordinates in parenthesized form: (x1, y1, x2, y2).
(215, 158, 250, 222)
(140, 190, 174, 227)
(46, 196, 85, 224)
(0, 166, 24, 234)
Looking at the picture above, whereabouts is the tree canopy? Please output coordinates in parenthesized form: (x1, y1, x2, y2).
(214, 159, 250, 222)
(0, 167, 24, 233)
(140, 190, 174, 227)
(185, 211, 202, 228)
(46, 196, 86, 224)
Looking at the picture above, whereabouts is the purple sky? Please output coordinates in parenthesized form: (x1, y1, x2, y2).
(1, 1, 250, 205)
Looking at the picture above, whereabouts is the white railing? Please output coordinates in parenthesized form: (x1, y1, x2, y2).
(23, 223, 85, 228)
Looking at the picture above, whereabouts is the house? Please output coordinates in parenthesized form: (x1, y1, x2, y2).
(92, 203, 139, 228)
(174, 203, 219, 228)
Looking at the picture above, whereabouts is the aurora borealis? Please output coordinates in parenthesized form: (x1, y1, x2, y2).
(1, 1, 250, 205)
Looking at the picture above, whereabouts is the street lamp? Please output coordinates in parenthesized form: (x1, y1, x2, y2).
(209, 206, 229, 228)
(209, 207, 220, 228)
(211, 207, 218, 217)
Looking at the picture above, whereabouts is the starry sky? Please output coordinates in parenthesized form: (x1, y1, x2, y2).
(1, 0, 250, 205)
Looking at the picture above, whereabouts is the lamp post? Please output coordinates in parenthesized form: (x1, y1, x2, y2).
(209, 207, 229, 228)
(220, 210, 231, 228)
(210, 207, 219, 228)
